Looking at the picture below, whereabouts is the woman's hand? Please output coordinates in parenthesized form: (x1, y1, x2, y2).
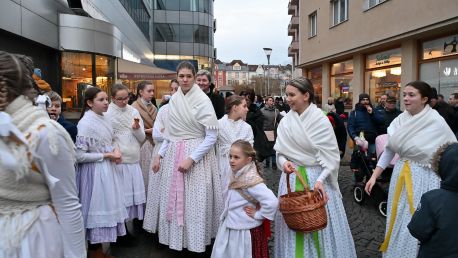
(283, 161, 295, 174)
(243, 206, 257, 218)
(178, 157, 194, 173)
(152, 155, 161, 173)
(314, 181, 329, 204)
(132, 118, 140, 130)
(365, 167, 384, 195)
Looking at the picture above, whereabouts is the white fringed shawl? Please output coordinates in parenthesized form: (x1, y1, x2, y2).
(165, 84, 218, 141)
(387, 105, 457, 167)
(274, 103, 341, 193)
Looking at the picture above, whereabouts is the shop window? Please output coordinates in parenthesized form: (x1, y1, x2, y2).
(61, 52, 115, 113)
(365, 48, 402, 104)
(331, 60, 353, 109)
(420, 59, 458, 98)
(365, 67, 401, 104)
(331, 0, 348, 26)
(422, 34, 458, 60)
(307, 66, 322, 107)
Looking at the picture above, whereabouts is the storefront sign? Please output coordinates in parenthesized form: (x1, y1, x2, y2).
(118, 73, 176, 80)
(443, 67, 458, 77)
(375, 54, 391, 66)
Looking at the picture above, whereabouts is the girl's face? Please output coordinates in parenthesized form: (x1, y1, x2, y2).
(229, 145, 252, 172)
(113, 89, 129, 108)
(88, 91, 109, 115)
(170, 82, 179, 95)
(177, 68, 195, 94)
(285, 85, 309, 114)
(140, 84, 154, 102)
(231, 99, 248, 120)
(403, 86, 427, 116)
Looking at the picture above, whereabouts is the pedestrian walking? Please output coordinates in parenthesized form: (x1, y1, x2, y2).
(0, 51, 85, 258)
(75, 87, 128, 257)
(145, 61, 223, 253)
(274, 77, 356, 258)
(131, 81, 157, 193)
(216, 95, 253, 201)
(408, 142, 458, 258)
(211, 140, 278, 258)
(260, 96, 282, 170)
(107, 84, 146, 223)
(365, 81, 457, 258)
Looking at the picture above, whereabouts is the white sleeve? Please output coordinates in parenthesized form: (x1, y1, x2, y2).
(276, 153, 288, 170)
(158, 138, 170, 158)
(75, 136, 104, 163)
(153, 108, 165, 142)
(376, 147, 396, 170)
(36, 130, 86, 258)
(247, 183, 278, 221)
(189, 128, 217, 162)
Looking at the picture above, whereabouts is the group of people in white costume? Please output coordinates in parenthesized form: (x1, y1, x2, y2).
(2, 46, 454, 258)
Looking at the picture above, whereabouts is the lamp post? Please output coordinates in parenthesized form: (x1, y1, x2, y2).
(263, 47, 272, 95)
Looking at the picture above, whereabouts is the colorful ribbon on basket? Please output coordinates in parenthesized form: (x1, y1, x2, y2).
(166, 141, 185, 226)
(295, 166, 322, 258)
(379, 160, 415, 252)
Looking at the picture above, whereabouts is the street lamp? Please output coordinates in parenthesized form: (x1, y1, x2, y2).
(263, 47, 272, 95)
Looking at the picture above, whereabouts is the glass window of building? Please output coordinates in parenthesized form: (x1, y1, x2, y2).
(331, 0, 348, 26)
(165, 0, 179, 10)
(309, 12, 317, 37)
(61, 52, 114, 113)
(307, 66, 323, 107)
(365, 48, 401, 104)
(331, 60, 353, 109)
(422, 34, 458, 60)
(364, 0, 386, 10)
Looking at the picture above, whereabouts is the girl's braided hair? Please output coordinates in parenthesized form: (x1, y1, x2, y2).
(0, 51, 35, 111)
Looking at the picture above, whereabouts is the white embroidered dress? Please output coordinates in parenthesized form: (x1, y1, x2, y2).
(216, 115, 254, 201)
(143, 85, 223, 252)
(107, 103, 146, 220)
(274, 103, 356, 258)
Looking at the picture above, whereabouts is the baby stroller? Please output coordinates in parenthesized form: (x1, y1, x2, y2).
(351, 134, 394, 217)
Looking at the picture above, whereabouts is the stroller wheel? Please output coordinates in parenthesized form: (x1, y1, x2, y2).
(379, 201, 387, 217)
(353, 186, 364, 204)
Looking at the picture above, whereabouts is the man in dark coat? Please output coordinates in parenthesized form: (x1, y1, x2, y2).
(196, 69, 225, 119)
(408, 142, 458, 258)
(430, 88, 456, 133)
(377, 96, 402, 135)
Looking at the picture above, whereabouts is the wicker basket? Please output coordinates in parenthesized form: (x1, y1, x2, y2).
(279, 169, 328, 233)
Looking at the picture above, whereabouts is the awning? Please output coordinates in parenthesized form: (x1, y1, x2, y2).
(117, 59, 176, 80)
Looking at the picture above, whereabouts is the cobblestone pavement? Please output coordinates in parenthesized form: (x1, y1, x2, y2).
(109, 165, 386, 258)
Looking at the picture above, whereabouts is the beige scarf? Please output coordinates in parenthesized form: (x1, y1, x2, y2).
(165, 84, 218, 141)
(229, 162, 263, 189)
(274, 103, 341, 194)
(132, 98, 157, 144)
(387, 105, 457, 167)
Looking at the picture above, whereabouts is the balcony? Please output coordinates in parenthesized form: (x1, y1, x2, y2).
(290, 0, 299, 5)
(288, 15, 299, 30)
(288, 40, 299, 54)
(288, 1, 297, 15)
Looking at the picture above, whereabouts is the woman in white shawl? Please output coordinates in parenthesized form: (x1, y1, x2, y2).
(0, 51, 85, 258)
(144, 61, 223, 253)
(365, 81, 457, 258)
(216, 95, 253, 201)
(274, 77, 356, 258)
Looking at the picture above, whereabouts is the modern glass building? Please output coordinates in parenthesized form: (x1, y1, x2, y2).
(152, 0, 216, 71)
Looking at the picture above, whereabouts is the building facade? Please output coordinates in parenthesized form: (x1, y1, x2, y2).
(290, 0, 458, 110)
(152, 0, 216, 71)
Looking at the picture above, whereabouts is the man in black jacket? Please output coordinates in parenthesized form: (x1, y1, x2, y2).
(196, 69, 225, 119)
(377, 96, 402, 135)
(408, 142, 458, 258)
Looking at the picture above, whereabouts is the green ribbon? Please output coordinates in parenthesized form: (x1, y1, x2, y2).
(295, 166, 322, 258)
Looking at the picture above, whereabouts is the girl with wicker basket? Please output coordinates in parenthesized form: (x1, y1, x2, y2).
(211, 140, 278, 258)
(274, 77, 356, 258)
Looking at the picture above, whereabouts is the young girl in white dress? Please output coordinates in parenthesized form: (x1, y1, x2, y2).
(211, 140, 278, 258)
(107, 84, 146, 221)
(216, 95, 253, 201)
(76, 87, 128, 256)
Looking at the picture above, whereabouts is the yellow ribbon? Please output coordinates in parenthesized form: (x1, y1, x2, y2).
(380, 160, 415, 252)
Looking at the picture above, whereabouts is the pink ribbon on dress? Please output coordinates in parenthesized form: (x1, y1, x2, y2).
(166, 141, 185, 226)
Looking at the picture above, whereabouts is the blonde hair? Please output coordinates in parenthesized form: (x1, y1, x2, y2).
(231, 140, 263, 178)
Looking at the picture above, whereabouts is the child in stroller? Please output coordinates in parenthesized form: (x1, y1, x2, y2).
(351, 134, 395, 216)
